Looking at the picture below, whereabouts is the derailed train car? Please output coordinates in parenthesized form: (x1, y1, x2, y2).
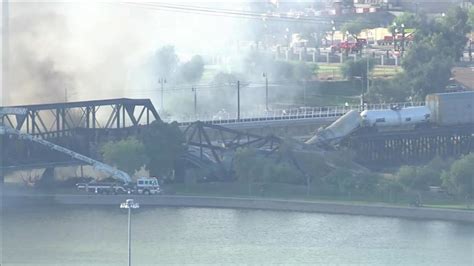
(307, 91, 474, 146)
(361, 91, 474, 129)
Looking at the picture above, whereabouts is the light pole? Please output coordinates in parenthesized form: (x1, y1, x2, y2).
(400, 23, 405, 57)
(120, 199, 139, 266)
(392, 22, 398, 51)
(331, 20, 336, 46)
(303, 79, 307, 106)
(237, 80, 240, 121)
(331, 26, 336, 46)
(158, 78, 166, 111)
(192, 87, 197, 118)
(263, 72, 268, 111)
(354, 76, 364, 110)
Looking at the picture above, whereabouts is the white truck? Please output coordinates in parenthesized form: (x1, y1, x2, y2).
(76, 177, 161, 195)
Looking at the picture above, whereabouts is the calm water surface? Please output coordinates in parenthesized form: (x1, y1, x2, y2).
(2, 204, 474, 265)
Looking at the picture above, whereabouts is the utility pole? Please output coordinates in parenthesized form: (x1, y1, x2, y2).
(64, 88, 68, 102)
(400, 23, 405, 58)
(393, 22, 398, 51)
(263, 72, 268, 111)
(192, 87, 197, 118)
(237, 80, 240, 121)
(365, 54, 369, 109)
(158, 78, 166, 111)
(303, 80, 307, 106)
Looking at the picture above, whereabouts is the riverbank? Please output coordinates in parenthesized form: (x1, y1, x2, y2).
(45, 194, 474, 223)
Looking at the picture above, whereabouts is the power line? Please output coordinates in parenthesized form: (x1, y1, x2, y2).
(120, 2, 351, 26)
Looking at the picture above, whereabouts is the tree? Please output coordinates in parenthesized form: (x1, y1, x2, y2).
(376, 178, 404, 202)
(341, 58, 375, 93)
(179, 55, 205, 84)
(469, 6, 474, 29)
(211, 72, 242, 87)
(294, 62, 317, 81)
(101, 137, 149, 176)
(341, 17, 371, 39)
(385, 7, 472, 100)
(140, 120, 186, 178)
(439, 6, 471, 61)
(365, 76, 411, 103)
(234, 147, 265, 194)
(270, 60, 294, 81)
(389, 12, 419, 33)
(442, 153, 474, 200)
(153, 45, 179, 79)
(401, 44, 454, 99)
(396, 165, 419, 190)
(396, 156, 451, 191)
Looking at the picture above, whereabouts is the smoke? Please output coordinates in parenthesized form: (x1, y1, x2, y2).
(3, 1, 318, 120)
(3, 1, 240, 106)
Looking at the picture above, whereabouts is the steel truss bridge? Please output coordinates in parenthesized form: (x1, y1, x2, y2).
(184, 121, 282, 168)
(1, 99, 161, 173)
(1, 98, 473, 173)
(1, 98, 160, 138)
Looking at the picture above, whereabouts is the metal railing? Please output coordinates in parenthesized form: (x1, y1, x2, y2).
(173, 101, 424, 126)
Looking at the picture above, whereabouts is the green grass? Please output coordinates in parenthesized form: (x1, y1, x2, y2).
(317, 63, 402, 80)
(166, 182, 472, 211)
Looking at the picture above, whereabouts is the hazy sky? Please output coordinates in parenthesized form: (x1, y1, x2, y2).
(2, 1, 249, 105)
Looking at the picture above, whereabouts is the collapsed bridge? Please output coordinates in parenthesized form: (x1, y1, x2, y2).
(1, 94, 474, 180)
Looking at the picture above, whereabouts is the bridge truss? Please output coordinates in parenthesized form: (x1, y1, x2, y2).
(0, 98, 160, 138)
(183, 121, 282, 175)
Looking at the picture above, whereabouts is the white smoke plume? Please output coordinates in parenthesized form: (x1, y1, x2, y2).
(3, 1, 242, 107)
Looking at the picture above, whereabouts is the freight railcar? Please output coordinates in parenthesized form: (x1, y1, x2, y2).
(425, 91, 474, 126)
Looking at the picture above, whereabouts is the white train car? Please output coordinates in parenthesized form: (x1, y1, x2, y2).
(360, 106, 431, 130)
(306, 110, 362, 145)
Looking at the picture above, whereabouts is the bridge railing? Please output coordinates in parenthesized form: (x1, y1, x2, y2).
(174, 101, 425, 126)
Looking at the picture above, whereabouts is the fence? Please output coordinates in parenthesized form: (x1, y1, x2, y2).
(173, 101, 425, 126)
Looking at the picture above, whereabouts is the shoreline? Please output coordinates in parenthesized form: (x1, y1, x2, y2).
(5, 193, 472, 223)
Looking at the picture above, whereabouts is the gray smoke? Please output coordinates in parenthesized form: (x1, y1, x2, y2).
(3, 1, 314, 120)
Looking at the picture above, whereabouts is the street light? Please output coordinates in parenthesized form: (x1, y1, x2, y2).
(237, 80, 240, 121)
(120, 199, 140, 266)
(392, 22, 398, 51)
(353, 76, 364, 110)
(331, 26, 336, 45)
(331, 20, 336, 46)
(400, 23, 405, 57)
(263, 72, 269, 111)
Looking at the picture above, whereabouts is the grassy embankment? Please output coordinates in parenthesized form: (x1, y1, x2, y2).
(166, 182, 472, 211)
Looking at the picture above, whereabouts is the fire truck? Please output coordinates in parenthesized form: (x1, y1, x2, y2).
(76, 177, 161, 195)
(330, 38, 366, 53)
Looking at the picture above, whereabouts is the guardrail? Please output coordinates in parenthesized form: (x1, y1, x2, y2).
(173, 102, 425, 126)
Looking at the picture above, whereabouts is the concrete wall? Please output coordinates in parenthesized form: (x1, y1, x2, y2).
(54, 195, 474, 223)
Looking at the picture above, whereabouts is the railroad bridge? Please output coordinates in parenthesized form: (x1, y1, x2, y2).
(1, 98, 160, 173)
(343, 125, 474, 168)
(1, 98, 473, 176)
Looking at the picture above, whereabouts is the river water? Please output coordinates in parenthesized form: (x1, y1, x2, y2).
(2, 204, 473, 265)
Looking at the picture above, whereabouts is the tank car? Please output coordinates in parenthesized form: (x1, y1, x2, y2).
(360, 106, 431, 130)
